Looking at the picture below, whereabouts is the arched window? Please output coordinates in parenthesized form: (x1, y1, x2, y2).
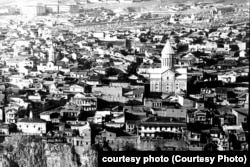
(155, 82, 159, 89)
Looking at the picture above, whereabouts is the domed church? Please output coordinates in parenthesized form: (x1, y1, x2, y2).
(148, 40, 187, 95)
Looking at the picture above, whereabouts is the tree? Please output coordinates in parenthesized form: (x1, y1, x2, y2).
(102, 141, 112, 151)
(105, 68, 124, 77)
(139, 35, 147, 43)
(9, 123, 18, 132)
(198, 31, 204, 36)
(72, 129, 79, 137)
(204, 142, 218, 151)
(127, 62, 138, 75)
(177, 44, 188, 53)
(78, 59, 93, 70)
(103, 62, 110, 68)
(107, 43, 113, 49)
(56, 51, 64, 60)
(170, 31, 175, 35)
(229, 133, 238, 150)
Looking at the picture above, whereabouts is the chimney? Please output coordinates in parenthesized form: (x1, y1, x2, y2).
(29, 110, 33, 119)
(31, 48, 34, 56)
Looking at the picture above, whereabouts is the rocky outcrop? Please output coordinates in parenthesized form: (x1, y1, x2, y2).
(2, 135, 98, 167)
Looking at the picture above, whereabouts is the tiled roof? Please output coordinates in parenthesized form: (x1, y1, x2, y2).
(18, 118, 46, 123)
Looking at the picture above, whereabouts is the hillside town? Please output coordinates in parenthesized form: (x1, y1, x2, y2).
(0, 0, 249, 156)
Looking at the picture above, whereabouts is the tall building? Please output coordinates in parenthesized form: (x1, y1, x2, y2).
(48, 46, 56, 62)
(148, 40, 187, 95)
(21, 4, 46, 16)
(13, 44, 18, 57)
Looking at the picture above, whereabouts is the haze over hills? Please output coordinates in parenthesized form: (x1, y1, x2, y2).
(0, 0, 249, 6)
(0, 0, 74, 6)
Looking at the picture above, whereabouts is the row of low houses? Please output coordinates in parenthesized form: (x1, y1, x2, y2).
(0, 3, 248, 151)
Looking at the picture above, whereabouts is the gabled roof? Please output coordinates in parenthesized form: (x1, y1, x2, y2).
(73, 93, 89, 98)
(237, 92, 248, 99)
(88, 75, 101, 81)
(69, 84, 84, 89)
(141, 116, 186, 126)
(124, 88, 144, 96)
(233, 108, 248, 117)
(6, 108, 18, 113)
(216, 106, 233, 115)
(18, 117, 46, 123)
(149, 68, 175, 75)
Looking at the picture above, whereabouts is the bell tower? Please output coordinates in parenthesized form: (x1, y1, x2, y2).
(161, 40, 175, 69)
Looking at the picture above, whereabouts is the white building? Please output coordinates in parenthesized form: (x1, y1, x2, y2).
(37, 61, 62, 72)
(218, 71, 237, 83)
(70, 122, 91, 137)
(21, 4, 46, 16)
(8, 75, 33, 89)
(69, 84, 85, 93)
(17, 111, 46, 134)
(48, 46, 56, 62)
(148, 40, 187, 95)
(5, 108, 18, 124)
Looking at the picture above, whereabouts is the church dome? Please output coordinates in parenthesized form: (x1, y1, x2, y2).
(161, 40, 175, 56)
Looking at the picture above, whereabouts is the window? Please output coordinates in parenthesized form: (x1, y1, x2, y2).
(155, 82, 159, 88)
(191, 133, 195, 138)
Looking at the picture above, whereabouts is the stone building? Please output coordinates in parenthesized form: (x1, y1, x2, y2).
(148, 40, 187, 95)
(17, 111, 46, 134)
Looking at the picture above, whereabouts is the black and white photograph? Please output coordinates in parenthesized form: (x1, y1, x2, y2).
(0, 0, 249, 166)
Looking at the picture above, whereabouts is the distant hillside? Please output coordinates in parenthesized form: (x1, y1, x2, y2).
(0, 0, 248, 6)
(0, 0, 75, 6)
(0, 0, 248, 9)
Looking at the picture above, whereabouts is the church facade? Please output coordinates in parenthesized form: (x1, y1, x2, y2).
(149, 40, 187, 94)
